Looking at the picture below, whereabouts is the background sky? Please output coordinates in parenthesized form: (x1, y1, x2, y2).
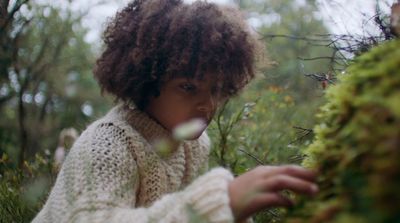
(32, 0, 395, 45)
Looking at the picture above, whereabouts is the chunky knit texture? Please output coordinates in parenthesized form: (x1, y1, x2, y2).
(32, 104, 235, 223)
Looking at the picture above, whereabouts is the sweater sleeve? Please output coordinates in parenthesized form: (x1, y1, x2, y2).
(67, 123, 235, 223)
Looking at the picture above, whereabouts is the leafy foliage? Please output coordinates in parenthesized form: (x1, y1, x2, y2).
(0, 153, 53, 223)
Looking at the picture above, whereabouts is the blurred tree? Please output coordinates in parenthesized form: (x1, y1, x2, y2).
(209, 0, 334, 169)
(0, 1, 111, 168)
(317, 0, 398, 56)
(212, 0, 398, 172)
(235, 0, 337, 99)
(235, 1, 398, 96)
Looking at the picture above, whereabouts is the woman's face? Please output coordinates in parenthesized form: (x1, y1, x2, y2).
(145, 76, 226, 139)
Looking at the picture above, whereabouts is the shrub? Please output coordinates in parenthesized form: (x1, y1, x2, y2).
(285, 40, 400, 222)
(0, 153, 53, 222)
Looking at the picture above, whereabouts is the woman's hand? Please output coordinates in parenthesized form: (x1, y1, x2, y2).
(228, 165, 318, 222)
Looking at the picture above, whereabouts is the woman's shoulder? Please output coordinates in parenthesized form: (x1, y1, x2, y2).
(61, 105, 146, 170)
(86, 104, 144, 139)
(69, 105, 146, 156)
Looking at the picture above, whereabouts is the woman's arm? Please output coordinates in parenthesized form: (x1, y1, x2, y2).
(66, 124, 235, 223)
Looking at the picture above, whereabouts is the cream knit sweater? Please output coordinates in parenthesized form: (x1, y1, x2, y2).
(32, 104, 235, 223)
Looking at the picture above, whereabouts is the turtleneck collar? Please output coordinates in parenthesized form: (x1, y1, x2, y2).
(120, 102, 174, 146)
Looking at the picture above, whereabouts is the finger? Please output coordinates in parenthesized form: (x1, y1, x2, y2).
(252, 193, 294, 209)
(236, 193, 293, 221)
(262, 175, 319, 195)
(259, 165, 317, 182)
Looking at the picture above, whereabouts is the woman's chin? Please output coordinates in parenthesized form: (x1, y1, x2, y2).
(186, 131, 204, 140)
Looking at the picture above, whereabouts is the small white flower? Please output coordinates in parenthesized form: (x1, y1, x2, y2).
(173, 118, 207, 140)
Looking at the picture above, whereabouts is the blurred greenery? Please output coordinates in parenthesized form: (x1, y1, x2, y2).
(0, 153, 52, 222)
(0, 2, 112, 167)
(208, 1, 334, 221)
(0, 0, 397, 222)
(0, 1, 112, 221)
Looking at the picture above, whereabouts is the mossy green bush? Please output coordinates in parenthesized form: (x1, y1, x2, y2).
(285, 40, 400, 223)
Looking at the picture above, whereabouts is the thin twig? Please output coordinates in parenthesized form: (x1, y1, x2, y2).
(238, 148, 265, 165)
(289, 126, 313, 145)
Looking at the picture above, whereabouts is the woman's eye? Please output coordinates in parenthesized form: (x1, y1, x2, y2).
(180, 83, 196, 92)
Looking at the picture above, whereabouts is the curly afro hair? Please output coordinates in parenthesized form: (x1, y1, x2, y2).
(94, 0, 261, 110)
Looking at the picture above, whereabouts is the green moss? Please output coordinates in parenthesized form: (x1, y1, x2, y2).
(285, 40, 400, 223)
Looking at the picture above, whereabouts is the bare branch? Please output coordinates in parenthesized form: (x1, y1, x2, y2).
(0, 0, 29, 31)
